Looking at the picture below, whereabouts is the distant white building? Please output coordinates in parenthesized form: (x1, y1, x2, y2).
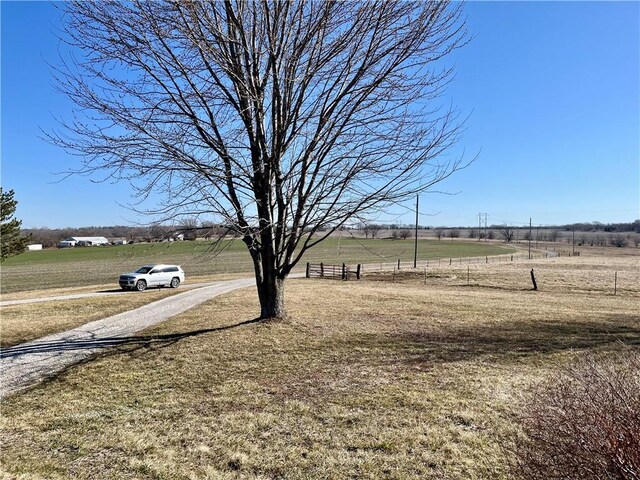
(58, 236, 110, 248)
(27, 244, 43, 251)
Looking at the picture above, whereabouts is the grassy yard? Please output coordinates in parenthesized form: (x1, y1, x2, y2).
(0, 238, 514, 294)
(1, 251, 637, 479)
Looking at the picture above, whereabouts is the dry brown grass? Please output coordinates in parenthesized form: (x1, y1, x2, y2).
(369, 250, 640, 297)
(0, 289, 184, 348)
(0, 253, 638, 479)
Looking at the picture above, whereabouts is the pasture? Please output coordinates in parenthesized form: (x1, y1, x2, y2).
(0, 238, 513, 294)
(1, 246, 638, 479)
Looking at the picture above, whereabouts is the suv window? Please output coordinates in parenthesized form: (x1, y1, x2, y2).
(162, 267, 178, 273)
(136, 266, 153, 274)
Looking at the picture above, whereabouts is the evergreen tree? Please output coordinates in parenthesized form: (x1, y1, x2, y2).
(1, 188, 31, 262)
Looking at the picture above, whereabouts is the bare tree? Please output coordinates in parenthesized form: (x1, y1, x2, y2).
(398, 229, 411, 240)
(578, 234, 588, 246)
(610, 235, 627, 248)
(447, 228, 460, 240)
(359, 223, 370, 239)
(179, 218, 199, 241)
(149, 225, 168, 242)
(53, 1, 469, 319)
(549, 229, 561, 242)
(499, 225, 515, 243)
(434, 227, 445, 240)
(361, 223, 382, 240)
(368, 224, 382, 239)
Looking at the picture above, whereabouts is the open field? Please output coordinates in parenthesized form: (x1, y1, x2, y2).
(1, 250, 637, 479)
(366, 249, 640, 297)
(1, 238, 514, 294)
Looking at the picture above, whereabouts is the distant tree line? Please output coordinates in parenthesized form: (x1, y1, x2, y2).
(22, 221, 237, 248)
(21, 219, 640, 249)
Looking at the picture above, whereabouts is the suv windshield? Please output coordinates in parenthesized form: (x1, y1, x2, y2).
(135, 266, 154, 274)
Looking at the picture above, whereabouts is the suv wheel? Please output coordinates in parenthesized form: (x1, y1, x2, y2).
(135, 280, 147, 292)
(170, 277, 180, 288)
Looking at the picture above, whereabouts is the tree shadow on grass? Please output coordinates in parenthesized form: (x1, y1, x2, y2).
(0, 317, 262, 360)
(379, 314, 640, 366)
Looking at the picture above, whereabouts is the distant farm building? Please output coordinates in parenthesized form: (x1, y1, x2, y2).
(26, 244, 43, 251)
(57, 236, 110, 248)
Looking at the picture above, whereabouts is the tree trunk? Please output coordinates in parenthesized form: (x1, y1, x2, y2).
(256, 274, 286, 320)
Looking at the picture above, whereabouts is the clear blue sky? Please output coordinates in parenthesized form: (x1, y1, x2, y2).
(2, 1, 639, 229)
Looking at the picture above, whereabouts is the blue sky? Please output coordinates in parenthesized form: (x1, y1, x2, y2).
(2, 1, 639, 229)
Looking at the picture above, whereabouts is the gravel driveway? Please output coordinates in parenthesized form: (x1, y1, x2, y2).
(0, 278, 257, 398)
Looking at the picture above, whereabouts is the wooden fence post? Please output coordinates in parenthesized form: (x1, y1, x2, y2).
(356, 264, 361, 280)
(320, 262, 324, 278)
(342, 263, 346, 281)
(397, 258, 400, 270)
(614, 271, 617, 295)
(306, 262, 310, 278)
(530, 269, 538, 291)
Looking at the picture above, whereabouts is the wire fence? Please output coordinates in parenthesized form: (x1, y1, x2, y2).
(361, 255, 639, 297)
(305, 251, 639, 297)
(360, 251, 559, 274)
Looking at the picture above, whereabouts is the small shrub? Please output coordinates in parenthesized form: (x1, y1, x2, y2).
(511, 351, 640, 480)
(610, 235, 628, 248)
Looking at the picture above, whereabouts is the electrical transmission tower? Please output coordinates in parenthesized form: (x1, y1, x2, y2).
(478, 213, 488, 241)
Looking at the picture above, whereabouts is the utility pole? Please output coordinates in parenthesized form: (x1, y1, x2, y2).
(414, 195, 419, 268)
(529, 218, 532, 259)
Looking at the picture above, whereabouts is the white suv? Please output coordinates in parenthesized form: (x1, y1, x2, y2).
(119, 264, 185, 291)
